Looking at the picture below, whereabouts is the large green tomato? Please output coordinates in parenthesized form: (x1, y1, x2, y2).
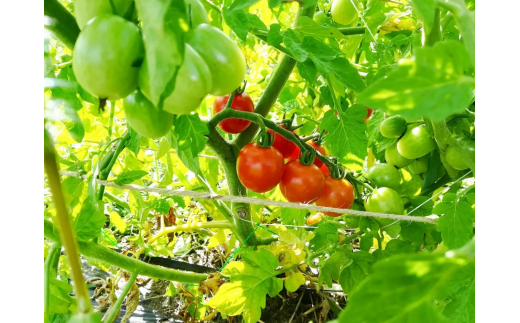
(313, 11, 330, 25)
(408, 155, 429, 174)
(185, 0, 209, 27)
(74, 0, 132, 29)
(365, 163, 401, 191)
(446, 141, 475, 170)
(187, 24, 246, 96)
(380, 116, 407, 138)
(397, 125, 436, 159)
(385, 144, 413, 168)
(139, 45, 212, 115)
(331, 0, 359, 26)
(73, 15, 143, 100)
(364, 187, 404, 215)
(123, 91, 173, 139)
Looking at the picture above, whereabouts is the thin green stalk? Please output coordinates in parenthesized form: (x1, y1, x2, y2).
(107, 101, 116, 141)
(44, 243, 62, 322)
(104, 191, 131, 211)
(424, 8, 442, 46)
(337, 27, 367, 35)
(44, 0, 80, 49)
(44, 219, 209, 283)
(98, 132, 131, 200)
(44, 130, 92, 314)
(102, 272, 138, 323)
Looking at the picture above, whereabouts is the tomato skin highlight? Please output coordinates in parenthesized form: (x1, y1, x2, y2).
(123, 91, 174, 139)
(237, 143, 285, 193)
(268, 126, 297, 158)
(397, 125, 437, 159)
(139, 45, 212, 115)
(316, 176, 355, 217)
(288, 141, 326, 167)
(365, 163, 401, 191)
(213, 93, 255, 134)
(280, 160, 325, 204)
(307, 213, 323, 226)
(187, 24, 246, 96)
(385, 144, 413, 168)
(73, 15, 144, 100)
(364, 187, 404, 215)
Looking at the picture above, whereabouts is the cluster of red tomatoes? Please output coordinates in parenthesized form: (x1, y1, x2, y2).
(213, 93, 356, 217)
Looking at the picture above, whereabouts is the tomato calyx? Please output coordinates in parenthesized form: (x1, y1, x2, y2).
(329, 163, 346, 180)
(311, 129, 326, 146)
(298, 148, 317, 166)
(257, 129, 275, 148)
(278, 113, 303, 132)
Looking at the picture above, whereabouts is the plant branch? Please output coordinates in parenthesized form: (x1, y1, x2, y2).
(44, 219, 210, 283)
(44, 130, 92, 314)
(102, 272, 138, 323)
(44, 243, 62, 321)
(44, 0, 80, 49)
(98, 132, 131, 200)
(307, 231, 364, 261)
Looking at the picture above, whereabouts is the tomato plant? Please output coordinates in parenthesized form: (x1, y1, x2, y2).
(236, 142, 284, 193)
(213, 92, 255, 133)
(44, 0, 476, 322)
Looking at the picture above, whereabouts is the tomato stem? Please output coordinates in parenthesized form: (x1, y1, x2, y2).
(102, 271, 138, 323)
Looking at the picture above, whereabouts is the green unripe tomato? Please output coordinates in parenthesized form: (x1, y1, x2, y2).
(139, 45, 212, 115)
(123, 90, 174, 139)
(380, 116, 407, 138)
(445, 141, 475, 170)
(185, 0, 209, 27)
(365, 163, 401, 191)
(313, 11, 330, 25)
(408, 155, 429, 174)
(397, 125, 436, 159)
(331, 0, 359, 26)
(187, 24, 246, 96)
(364, 187, 404, 215)
(73, 15, 144, 100)
(74, 0, 133, 30)
(385, 144, 413, 168)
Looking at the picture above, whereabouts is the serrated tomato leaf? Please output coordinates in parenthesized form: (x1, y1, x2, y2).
(435, 193, 475, 249)
(73, 200, 106, 241)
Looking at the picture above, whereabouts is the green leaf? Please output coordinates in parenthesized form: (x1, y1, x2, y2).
(267, 24, 282, 47)
(126, 126, 142, 156)
(367, 110, 384, 146)
(246, 13, 267, 31)
(321, 106, 368, 172)
(282, 29, 308, 62)
(223, 6, 249, 41)
(74, 200, 106, 241)
(207, 249, 282, 323)
(114, 170, 148, 186)
(319, 249, 351, 287)
(285, 272, 306, 293)
(309, 222, 340, 252)
(339, 261, 369, 294)
(171, 114, 209, 175)
(280, 208, 306, 226)
(296, 59, 317, 85)
(294, 17, 345, 40)
(435, 193, 475, 249)
(229, 0, 260, 11)
(442, 0, 475, 67)
(156, 137, 171, 159)
(63, 106, 85, 143)
(338, 253, 463, 323)
(357, 41, 474, 121)
(135, 0, 187, 110)
(436, 261, 475, 323)
(409, 0, 437, 34)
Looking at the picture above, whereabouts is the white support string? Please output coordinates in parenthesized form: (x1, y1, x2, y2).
(59, 170, 439, 225)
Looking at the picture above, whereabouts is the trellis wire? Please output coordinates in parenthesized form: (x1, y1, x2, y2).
(59, 170, 439, 225)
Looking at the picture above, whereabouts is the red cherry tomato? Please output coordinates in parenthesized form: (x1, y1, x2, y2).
(307, 213, 323, 226)
(288, 141, 326, 167)
(268, 125, 297, 158)
(213, 92, 254, 134)
(363, 108, 374, 122)
(315, 176, 355, 217)
(280, 160, 325, 204)
(320, 164, 330, 176)
(237, 143, 285, 193)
